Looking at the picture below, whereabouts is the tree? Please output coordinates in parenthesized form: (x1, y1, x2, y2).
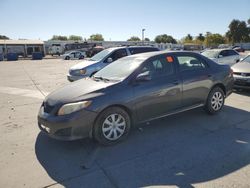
(204, 33, 226, 47)
(50, 35, 68, 41)
(247, 18, 250, 25)
(89, 34, 104, 41)
(196, 33, 205, 42)
(145, 38, 150, 41)
(226, 19, 250, 43)
(183, 34, 193, 43)
(0, 35, 10, 39)
(154, 34, 177, 44)
(127, 36, 141, 41)
(68, 35, 83, 41)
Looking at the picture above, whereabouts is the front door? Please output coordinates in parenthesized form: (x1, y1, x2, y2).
(133, 55, 182, 122)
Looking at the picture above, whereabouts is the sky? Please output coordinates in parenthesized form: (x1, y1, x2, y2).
(0, 0, 249, 41)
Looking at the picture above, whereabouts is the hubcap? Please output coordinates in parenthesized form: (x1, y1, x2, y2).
(102, 114, 126, 141)
(211, 91, 223, 111)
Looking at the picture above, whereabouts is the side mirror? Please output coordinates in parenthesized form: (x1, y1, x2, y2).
(218, 55, 223, 58)
(136, 71, 151, 82)
(107, 57, 113, 63)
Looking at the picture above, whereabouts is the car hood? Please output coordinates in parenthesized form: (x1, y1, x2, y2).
(45, 78, 116, 105)
(232, 62, 250, 73)
(70, 59, 99, 70)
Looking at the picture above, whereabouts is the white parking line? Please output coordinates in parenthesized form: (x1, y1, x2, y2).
(0, 86, 49, 99)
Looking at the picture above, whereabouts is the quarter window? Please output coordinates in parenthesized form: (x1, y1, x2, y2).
(176, 56, 206, 71)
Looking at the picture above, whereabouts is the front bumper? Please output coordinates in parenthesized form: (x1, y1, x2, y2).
(37, 106, 98, 140)
(67, 74, 88, 82)
(233, 75, 250, 89)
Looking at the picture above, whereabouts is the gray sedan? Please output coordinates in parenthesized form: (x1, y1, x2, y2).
(232, 54, 250, 89)
(38, 51, 234, 145)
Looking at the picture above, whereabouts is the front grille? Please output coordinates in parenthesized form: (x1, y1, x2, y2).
(233, 72, 250, 77)
(44, 102, 54, 114)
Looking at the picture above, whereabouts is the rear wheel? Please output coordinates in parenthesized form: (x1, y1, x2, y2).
(65, 56, 70, 60)
(205, 87, 225, 115)
(94, 107, 131, 145)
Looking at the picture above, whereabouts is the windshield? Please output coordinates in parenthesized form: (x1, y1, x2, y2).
(201, 50, 219, 58)
(90, 49, 113, 61)
(242, 55, 250, 63)
(94, 56, 146, 81)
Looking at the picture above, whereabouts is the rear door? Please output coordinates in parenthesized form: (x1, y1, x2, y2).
(133, 54, 182, 122)
(174, 53, 213, 107)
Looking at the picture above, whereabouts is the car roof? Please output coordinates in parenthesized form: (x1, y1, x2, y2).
(204, 48, 234, 52)
(127, 50, 200, 59)
(106, 46, 158, 51)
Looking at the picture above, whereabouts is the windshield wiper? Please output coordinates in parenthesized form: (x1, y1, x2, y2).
(93, 76, 110, 82)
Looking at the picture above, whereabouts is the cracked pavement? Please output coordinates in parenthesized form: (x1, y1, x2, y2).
(0, 59, 250, 188)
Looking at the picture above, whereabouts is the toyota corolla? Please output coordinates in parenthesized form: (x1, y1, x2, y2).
(38, 51, 234, 145)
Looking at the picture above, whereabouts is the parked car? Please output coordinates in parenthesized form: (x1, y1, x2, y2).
(201, 49, 240, 66)
(86, 46, 104, 57)
(232, 46, 245, 53)
(67, 46, 159, 82)
(62, 51, 85, 60)
(38, 51, 234, 145)
(231, 54, 250, 89)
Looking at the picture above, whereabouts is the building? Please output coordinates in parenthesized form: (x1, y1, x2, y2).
(0, 39, 45, 57)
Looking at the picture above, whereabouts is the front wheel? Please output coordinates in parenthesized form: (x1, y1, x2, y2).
(65, 56, 70, 60)
(204, 87, 225, 115)
(93, 107, 131, 145)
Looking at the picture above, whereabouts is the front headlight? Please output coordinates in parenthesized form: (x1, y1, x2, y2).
(70, 69, 86, 75)
(57, 101, 92, 116)
(79, 69, 86, 75)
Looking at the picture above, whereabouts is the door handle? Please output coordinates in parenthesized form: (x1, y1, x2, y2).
(207, 74, 212, 78)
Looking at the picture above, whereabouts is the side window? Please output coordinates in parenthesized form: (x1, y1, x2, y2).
(109, 49, 127, 62)
(228, 50, 238, 56)
(140, 57, 174, 79)
(129, 48, 143, 55)
(129, 47, 158, 55)
(219, 50, 229, 57)
(143, 47, 159, 53)
(176, 56, 206, 71)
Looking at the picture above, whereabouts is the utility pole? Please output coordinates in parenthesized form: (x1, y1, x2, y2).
(142, 29, 145, 45)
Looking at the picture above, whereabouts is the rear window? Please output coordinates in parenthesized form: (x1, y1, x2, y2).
(129, 47, 159, 55)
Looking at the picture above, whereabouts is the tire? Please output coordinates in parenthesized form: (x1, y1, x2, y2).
(65, 56, 70, 60)
(93, 107, 131, 145)
(204, 87, 225, 115)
